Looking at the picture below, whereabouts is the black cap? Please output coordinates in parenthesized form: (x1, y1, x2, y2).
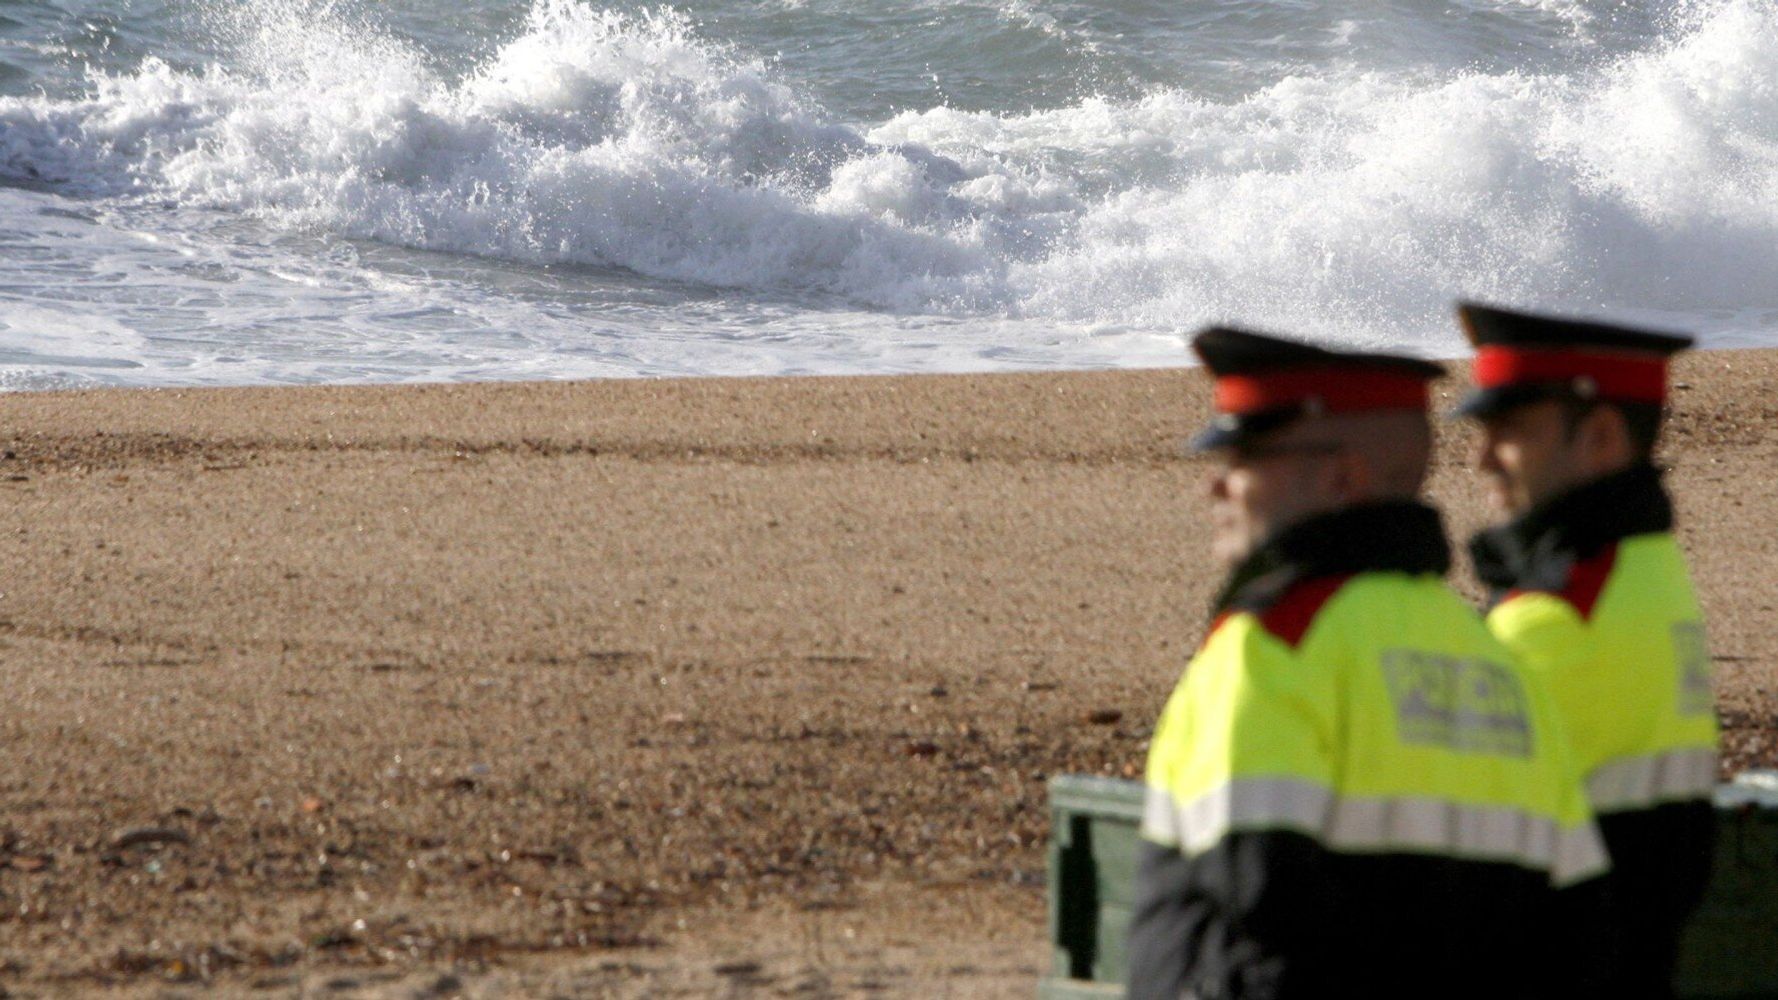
(1453, 302, 1693, 419)
(1190, 326, 1444, 451)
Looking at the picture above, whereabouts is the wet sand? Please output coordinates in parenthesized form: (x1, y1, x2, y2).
(2, 352, 1774, 996)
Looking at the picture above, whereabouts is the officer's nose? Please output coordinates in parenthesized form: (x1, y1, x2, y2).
(1475, 430, 1502, 475)
(1210, 470, 1231, 501)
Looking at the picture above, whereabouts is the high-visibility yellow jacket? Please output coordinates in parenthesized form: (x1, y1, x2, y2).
(1472, 463, 1717, 998)
(1129, 501, 1607, 1000)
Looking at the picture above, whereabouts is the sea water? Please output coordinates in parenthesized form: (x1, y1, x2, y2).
(0, 0, 1774, 389)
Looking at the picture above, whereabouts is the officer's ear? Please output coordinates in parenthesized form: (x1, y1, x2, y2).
(1327, 443, 1373, 505)
(1572, 403, 1636, 475)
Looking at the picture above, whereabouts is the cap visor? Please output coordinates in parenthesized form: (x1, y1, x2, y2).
(1450, 390, 1505, 420)
(1188, 407, 1306, 451)
(1187, 424, 1244, 452)
(1449, 384, 1566, 420)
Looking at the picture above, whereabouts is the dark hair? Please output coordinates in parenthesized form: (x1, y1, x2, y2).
(1559, 397, 1663, 459)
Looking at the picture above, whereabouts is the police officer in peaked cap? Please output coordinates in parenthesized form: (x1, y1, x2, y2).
(1127, 326, 1608, 1000)
(1455, 303, 1718, 999)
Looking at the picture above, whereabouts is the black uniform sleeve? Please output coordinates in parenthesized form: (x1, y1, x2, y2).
(1595, 802, 1716, 997)
(1127, 830, 1337, 1000)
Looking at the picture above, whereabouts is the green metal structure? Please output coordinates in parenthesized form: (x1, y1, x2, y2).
(1043, 772, 1778, 999)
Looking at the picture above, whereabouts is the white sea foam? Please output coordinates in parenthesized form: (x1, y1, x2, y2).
(875, 0, 1778, 348)
(0, 0, 1774, 386)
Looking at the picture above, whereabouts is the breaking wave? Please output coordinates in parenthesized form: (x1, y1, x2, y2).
(2, 0, 1776, 352)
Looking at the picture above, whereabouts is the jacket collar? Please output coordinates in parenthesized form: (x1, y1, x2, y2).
(1468, 463, 1673, 593)
(1214, 501, 1451, 616)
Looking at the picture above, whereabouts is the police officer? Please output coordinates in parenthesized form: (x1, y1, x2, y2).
(1455, 303, 1718, 998)
(1128, 327, 1606, 1000)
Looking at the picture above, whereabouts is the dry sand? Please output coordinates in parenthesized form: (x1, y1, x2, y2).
(1, 352, 1774, 997)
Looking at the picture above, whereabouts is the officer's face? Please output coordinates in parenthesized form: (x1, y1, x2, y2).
(1209, 434, 1344, 565)
(1475, 400, 1583, 515)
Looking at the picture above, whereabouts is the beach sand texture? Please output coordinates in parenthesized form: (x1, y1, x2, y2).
(2, 354, 1774, 996)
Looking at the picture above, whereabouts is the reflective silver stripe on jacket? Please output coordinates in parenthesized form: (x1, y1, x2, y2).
(1142, 779, 1331, 854)
(1144, 780, 1608, 886)
(1587, 747, 1719, 813)
(1324, 793, 1608, 886)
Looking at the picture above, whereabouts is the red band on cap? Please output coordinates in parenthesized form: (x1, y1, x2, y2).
(1214, 368, 1430, 416)
(1473, 346, 1667, 404)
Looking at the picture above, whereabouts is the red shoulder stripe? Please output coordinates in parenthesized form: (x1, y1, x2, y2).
(1504, 545, 1619, 620)
(1562, 545, 1618, 621)
(1257, 575, 1352, 649)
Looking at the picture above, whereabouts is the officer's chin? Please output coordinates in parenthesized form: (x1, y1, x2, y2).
(1483, 474, 1522, 519)
(1210, 524, 1253, 568)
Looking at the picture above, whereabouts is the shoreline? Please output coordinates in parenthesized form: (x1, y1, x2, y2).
(9, 340, 1778, 399)
(3, 354, 1773, 995)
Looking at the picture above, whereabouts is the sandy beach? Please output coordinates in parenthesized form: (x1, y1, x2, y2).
(2, 353, 1774, 996)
